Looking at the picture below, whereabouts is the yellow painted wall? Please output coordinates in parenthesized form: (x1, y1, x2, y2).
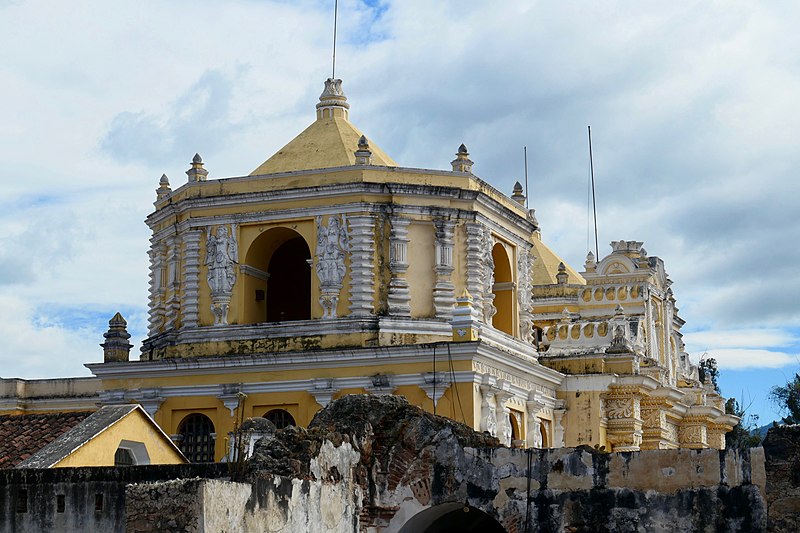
(54, 409, 185, 467)
(407, 222, 435, 318)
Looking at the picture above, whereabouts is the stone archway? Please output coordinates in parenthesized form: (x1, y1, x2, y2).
(398, 503, 505, 533)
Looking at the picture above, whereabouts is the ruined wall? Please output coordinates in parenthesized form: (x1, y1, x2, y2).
(0, 463, 227, 533)
(763, 425, 800, 533)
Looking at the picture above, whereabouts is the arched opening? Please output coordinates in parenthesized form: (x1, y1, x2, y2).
(491, 243, 514, 336)
(177, 414, 215, 463)
(264, 408, 296, 429)
(243, 228, 311, 324)
(398, 503, 505, 533)
(509, 412, 523, 448)
(540, 421, 549, 448)
(114, 440, 150, 466)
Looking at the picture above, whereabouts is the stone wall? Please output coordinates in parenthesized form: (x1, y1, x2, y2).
(0, 463, 226, 533)
(763, 425, 800, 533)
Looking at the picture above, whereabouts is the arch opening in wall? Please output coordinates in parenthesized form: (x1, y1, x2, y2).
(491, 243, 514, 336)
(264, 408, 296, 429)
(114, 440, 150, 466)
(509, 411, 523, 448)
(540, 421, 549, 448)
(398, 502, 505, 533)
(177, 413, 215, 463)
(243, 228, 311, 324)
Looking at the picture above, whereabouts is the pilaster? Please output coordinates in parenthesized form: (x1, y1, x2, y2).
(347, 215, 376, 316)
(387, 216, 411, 316)
(164, 234, 182, 330)
(602, 385, 644, 452)
(147, 241, 166, 336)
(464, 222, 486, 320)
(433, 220, 456, 319)
(181, 229, 202, 328)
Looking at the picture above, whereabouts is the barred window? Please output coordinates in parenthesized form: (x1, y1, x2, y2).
(178, 413, 215, 462)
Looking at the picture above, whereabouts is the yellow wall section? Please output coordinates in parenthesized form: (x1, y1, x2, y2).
(407, 222, 435, 318)
(54, 409, 185, 467)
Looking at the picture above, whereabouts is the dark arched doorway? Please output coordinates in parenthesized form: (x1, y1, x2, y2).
(398, 503, 505, 533)
(267, 237, 311, 321)
(243, 228, 311, 324)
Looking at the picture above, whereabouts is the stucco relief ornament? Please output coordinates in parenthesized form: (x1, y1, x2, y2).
(205, 224, 238, 325)
(315, 215, 350, 319)
(517, 249, 535, 343)
(605, 398, 634, 419)
(481, 229, 497, 323)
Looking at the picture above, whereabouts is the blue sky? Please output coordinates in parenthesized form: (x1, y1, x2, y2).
(1, 0, 798, 425)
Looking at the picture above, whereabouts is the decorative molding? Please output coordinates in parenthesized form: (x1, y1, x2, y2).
(464, 222, 486, 319)
(517, 247, 535, 344)
(239, 264, 269, 281)
(147, 242, 166, 336)
(419, 372, 448, 406)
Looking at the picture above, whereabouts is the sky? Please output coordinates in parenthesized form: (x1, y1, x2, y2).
(1, 0, 798, 425)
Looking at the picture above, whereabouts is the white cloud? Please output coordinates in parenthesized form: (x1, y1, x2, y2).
(0, 0, 798, 400)
(697, 349, 797, 370)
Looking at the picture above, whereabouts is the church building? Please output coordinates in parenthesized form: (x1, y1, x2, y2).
(3, 79, 736, 462)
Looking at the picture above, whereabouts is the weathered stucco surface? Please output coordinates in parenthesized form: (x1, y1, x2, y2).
(123, 395, 769, 532)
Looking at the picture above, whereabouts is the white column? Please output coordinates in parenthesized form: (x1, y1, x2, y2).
(181, 229, 202, 327)
(348, 215, 376, 316)
(433, 220, 456, 319)
(464, 222, 486, 319)
(147, 241, 166, 336)
(388, 216, 411, 316)
(164, 234, 181, 330)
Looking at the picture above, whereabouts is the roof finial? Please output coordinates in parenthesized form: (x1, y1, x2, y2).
(556, 262, 569, 285)
(451, 144, 474, 173)
(355, 135, 372, 165)
(511, 181, 525, 205)
(316, 78, 350, 121)
(186, 153, 208, 182)
(156, 174, 172, 200)
(101, 312, 133, 363)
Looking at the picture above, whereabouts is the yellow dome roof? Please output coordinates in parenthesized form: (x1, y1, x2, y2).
(250, 79, 397, 176)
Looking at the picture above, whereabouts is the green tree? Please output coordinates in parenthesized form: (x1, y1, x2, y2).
(698, 355, 720, 393)
(769, 372, 800, 425)
(724, 398, 761, 451)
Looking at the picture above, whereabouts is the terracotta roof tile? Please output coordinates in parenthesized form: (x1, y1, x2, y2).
(0, 411, 92, 468)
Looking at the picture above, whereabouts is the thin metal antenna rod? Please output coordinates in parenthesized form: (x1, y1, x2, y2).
(588, 126, 599, 259)
(523, 146, 529, 208)
(332, 0, 339, 79)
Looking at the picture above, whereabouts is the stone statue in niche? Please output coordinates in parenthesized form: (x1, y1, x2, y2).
(205, 224, 238, 325)
(315, 215, 349, 318)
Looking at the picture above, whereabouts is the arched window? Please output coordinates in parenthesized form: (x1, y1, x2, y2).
(264, 408, 296, 429)
(540, 421, 549, 448)
(177, 414, 215, 463)
(243, 228, 311, 324)
(491, 243, 514, 336)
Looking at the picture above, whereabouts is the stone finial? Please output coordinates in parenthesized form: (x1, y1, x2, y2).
(156, 174, 172, 200)
(186, 153, 208, 182)
(511, 181, 526, 205)
(451, 144, 474, 173)
(556, 262, 569, 284)
(101, 312, 133, 363)
(584, 251, 596, 272)
(316, 78, 350, 121)
(354, 134, 372, 165)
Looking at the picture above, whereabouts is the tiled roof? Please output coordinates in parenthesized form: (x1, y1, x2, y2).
(0, 411, 92, 468)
